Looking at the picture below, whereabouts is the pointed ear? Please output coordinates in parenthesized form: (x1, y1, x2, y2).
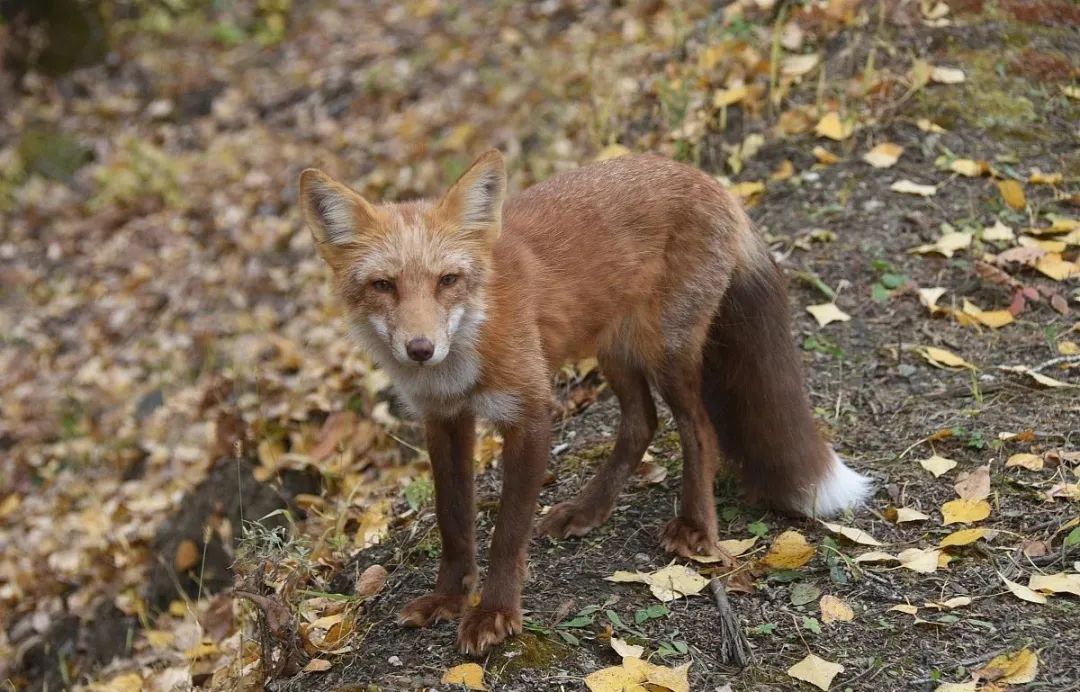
(298, 169, 380, 252)
(437, 150, 506, 240)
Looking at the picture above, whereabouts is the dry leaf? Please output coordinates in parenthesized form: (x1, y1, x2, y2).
(953, 465, 991, 501)
(853, 551, 899, 564)
(891, 179, 937, 197)
(919, 454, 958, 477)
(819, 521, 883, 546)
(974, 647, 1039, 684)
(949, 158, 986, 177)
(806, 303, 851, 327)
(356, 564, 388, 599)
(982, 220, 1015, 242)
(930, 66, 965, 83)
(918, 287, 948, 311)
(894, 507, 931, 523)
(863, 143, 903, 168)
(1006, 453, 1044, 470)
(920, 347, 975, 370)
(174, 539, 200, 572)
(442, 663, 487, 690)
(717, 536, 758, 557)
(941, 499, 991, 525)
(1030, 170, 1063, 185)
(782, 53, 820, 77)
(787, 653, 844, 691)
(584, 665, 639, 692)
(812, 145, 840, 164)
(1034, 253, 1080, 281)
(303, 659, 332, 672)
(606, 564, 708, 602)
(961, 301, 1014, 329)
(917, 118, 947, 133)
(1029, 572, 1080, 597)
(926, 596, 972, 610)
(912, 231, 971, 257)
(819, 595, 855, 623)
(714, 85, 749, 108)
(998, 180, 1026, 210)
(610, 636, 645, 658)
(939, 528, 986, 547)
(934, 682, 978, 692)
(770, 159, 796, 181)
(889, 603, 919, 615)
(999, 365, 1075, 388)
(815, 112, 853, 140)
(1000, 574, 1047, 604)
(898, 548, 940, 573)
(762, 530, 816, 570)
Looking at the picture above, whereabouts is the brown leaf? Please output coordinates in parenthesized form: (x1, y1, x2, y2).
(953, 465, 991, 501)
(175, 539, 200, 572)
(356, 564, 389, 600)
(310, 410, 358, 462)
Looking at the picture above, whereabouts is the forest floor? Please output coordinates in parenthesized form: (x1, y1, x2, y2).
(1, 0, 1079, 690)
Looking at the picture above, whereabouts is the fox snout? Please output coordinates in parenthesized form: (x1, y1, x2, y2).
(405, 337, 435, 362)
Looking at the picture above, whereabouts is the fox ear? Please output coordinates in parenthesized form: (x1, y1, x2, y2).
(298, 169, 380, 250)
(437, 150, 506, 240)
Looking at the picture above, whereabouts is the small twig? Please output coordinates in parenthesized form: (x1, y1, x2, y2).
(709, 578, 752, 667)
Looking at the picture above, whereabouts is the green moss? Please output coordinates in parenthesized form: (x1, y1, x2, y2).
(494, 633, 572, 679)
(18, 129, 91, 181)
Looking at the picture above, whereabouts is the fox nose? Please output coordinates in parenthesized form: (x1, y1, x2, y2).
(405, 337, 435, 362)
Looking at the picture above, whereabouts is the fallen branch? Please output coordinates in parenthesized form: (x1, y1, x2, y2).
(709, 578, 752, 667)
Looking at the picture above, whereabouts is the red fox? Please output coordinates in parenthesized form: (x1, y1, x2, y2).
(299, 151, 871, 655)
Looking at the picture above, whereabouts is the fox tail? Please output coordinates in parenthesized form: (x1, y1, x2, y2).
(700, 244, 872, 517)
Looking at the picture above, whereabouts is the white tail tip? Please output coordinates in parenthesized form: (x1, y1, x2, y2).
(799, 452, 873, 517)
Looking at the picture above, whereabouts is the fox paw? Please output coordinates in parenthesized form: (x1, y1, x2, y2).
(398, 592, 467, 627)
(457, 604, 521, 656)
(661, 517, 736, 566)
(537, 500, 611, 538)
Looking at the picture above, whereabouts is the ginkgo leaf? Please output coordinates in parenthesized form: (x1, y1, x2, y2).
(999, 365, 1076, 388)
(934, 682, 978, 692)
(806, 303, 851, 327)
(920, 347, 975, 370)
(1006, 453, 1044, 470)
(961, 300, 1014, 329)
(939, 528, 987, 547)
(1030, 170, 1063, 185)
(854, 551, 899, 564)
(863, 142, 903, 168)
(717, 536, 758, 556)
(1028, 572, 1080, 597)
(997, 180, 1026, 210)
(819, 595, 855, 623)
(898, 548, 940, 573)
(982, 220, 1015, 242)
(949, 158, 986, 177)
(815, 112, 853, 140)
(714, 85, 749, 108)
(787, 653, 844, 691)
(894, 507, 931, 523)
(762, 530, 815, 569)
(919, 454, 958, 477)
(819, 521, 883, 546)
(930, 66, 965, 83)
(974, 647, 1039, 684)
(812, 145, 840, 164)
(442, 663, 487, 690)
(941, 499, 990, 525)
(1000, 574, 1047, 604)
(912, 232, 971, 257)
(610, 636, 645, 659)
(1034, 253, 1080, 281)
(918, 287, 948, 311)
(585, 665, 641, 692)
(926, 596, 972, 610)
(891, 179, 937, 197)
(889, 603, 919, 615)
(953, 465, 991, 501)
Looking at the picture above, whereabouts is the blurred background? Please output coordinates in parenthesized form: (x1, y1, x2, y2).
(1, 0, 1077, 689)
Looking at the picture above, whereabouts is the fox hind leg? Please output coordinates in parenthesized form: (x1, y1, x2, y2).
(538, 359, 656, 539)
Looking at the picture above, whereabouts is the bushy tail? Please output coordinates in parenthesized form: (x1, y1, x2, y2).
(701, 249, 871, 517)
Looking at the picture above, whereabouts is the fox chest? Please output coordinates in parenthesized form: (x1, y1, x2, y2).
(396, 382, 523, 426)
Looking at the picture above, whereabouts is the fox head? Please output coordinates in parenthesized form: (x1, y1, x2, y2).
(299, 150, 505, 369)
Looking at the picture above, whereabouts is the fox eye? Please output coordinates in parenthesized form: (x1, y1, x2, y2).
(371, 279, 394, 292)
(439, 274, 460, 288)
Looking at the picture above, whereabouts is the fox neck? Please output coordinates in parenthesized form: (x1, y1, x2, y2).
(351, 293, 489, 418)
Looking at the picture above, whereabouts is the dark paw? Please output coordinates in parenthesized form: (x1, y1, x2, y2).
(457, 604, 521, 656)
(398, 592, 467, 628)
(661, 517, 736, 566)
(537, 500, 610, 538)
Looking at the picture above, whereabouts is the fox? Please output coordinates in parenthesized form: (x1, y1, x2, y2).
(298, 150, 872, 655)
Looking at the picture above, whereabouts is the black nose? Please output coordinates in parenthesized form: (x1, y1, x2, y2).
(406, 337, 435, 362)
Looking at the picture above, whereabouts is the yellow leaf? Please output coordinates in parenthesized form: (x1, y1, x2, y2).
(941, 499, 990, 525)
(815, 112, 853, 141)
(921, 346, 975, 370)
(961, 300, 1014, 329)
(442, 662, 487, 690)
(644, 661, 691, 692)
(926, 596, 972, 610)
(1028, 572, 1080, 597)
(982, 220, 1015, 242)
(646, 564, 709, 602)
(1034, 253, 1079, 281)
(787, 653, 845, 691)
(1029, 170, 1063, 185)
(716, 536, 758, 557)
(585, 665, 639, 692)
(919, 454, 958, 477)
(806, 303, 851, 328)
(819, 520, 883, 546)
(889, 603, 919, 615)
(912, 231, 971, 257)
(917, 118, 947, 133)
(930, 66, 965, 83)
(770, 159, 796, 181)
(894, 507, 931, 523)
(918, 287, 948, 311)
(303, 659, 332, 673)
(939, 528, 986, 547)
(595, 144, 631, 161)
(1063, 85, 1080, 100)
(997, 180, 1026, 210)
(1000, 574, 1047, 604)
(897, 548, 940, 573)
(891, 179, 937, 196)
(863, 142, 903, 168)
(1049, 215, 1079, 232)
(184, 641, 219, 660)
(934, 682, 978, 692)
(999, 365, 1076, 388)
(762, 530, 815, 570)
(853, 551, 899, 564)
(1006, 453, 1044, 470)
(974, 647, 1039, 684)
(782, 53, 820, 77)
(813, 145, 840, 164)
(610, 636, 645, 659)
(144, 629, 175, 649)
(729, 180, 766, 200)
(713, 85, 749, 108)
(949, 159, 986, 177)
(819, 595, 855, 623)
(1058, 340, 1079, 356)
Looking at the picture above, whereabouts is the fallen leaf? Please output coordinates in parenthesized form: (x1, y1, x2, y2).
(974, 647, 1038, 684)
(939, 528, 987, 547)
(999, 365, 1075, 388)
(819, 595, 855, 623)
(716, 536, 758, 557)
(303, 659, 332, 672)
(920, 347, 975, 370)
(917, 118, 947, 133)
(610, 636, 645, 659)
(934, 682, 978, 692)
(1030, 170, 1063, 185)
(762, 530, 816, 570)
(913, 231, 972, 257)
(1000, 574, 1047, 604)
(1006, 453, 1044, 470)
(926, 596, 972, 610)
(1034, 253, 1080, 281)
(356, 564, 388, 599)
(714, 85, 749, 108)
(889, 603, 919, 615)
(815, 112, 853, 141)
(782, 53, 820, 77)
(1029, 572, 1080, 597)
(961, 300, 1014, 329)
(806, 303, 851, 327)
(982, 220, 1015, 242)
(819, 520, 883, 546)
(919, 454, 958, 477)
(787, 653, 844, 691)
(606, 564, 709, 602)
(949, 158, 987, 177)
(633, 460, 668, 485)
(941, 499, 991, 525)
(98, 673, 143, 692)
(891, 179, 937, 197)
(853, 551, 899, 564)
(918, 287, 948, 311)
(770, 159, 796, 181)
(998, 180, 1026, 210)
(584, 665, 639, 692)
(442, 662, 487, 690)
(729, 180, 766, 200)
(930, 66, 965, 83)
(174, 539, 200, 572)
(863, 142, 903, 168)
(791, 582, 822, 606)
(953, 465, 991, 501)
(893, 507, 931, 523)
(898, 548, 940, 573)
(812, 145, 840, 165)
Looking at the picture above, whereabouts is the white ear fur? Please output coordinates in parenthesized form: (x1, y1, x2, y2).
(440, 150, 506, 237)
(298, 169, 377, 247)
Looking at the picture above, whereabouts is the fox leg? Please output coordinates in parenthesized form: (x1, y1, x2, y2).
(399, 413, 477, 627)
(538, 360, 656, 538)
(458, 412, 549, 655)
(656, 359, 736, 565)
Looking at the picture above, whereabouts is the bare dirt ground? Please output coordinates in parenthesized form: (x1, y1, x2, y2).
(1, 0, 1078, 690)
